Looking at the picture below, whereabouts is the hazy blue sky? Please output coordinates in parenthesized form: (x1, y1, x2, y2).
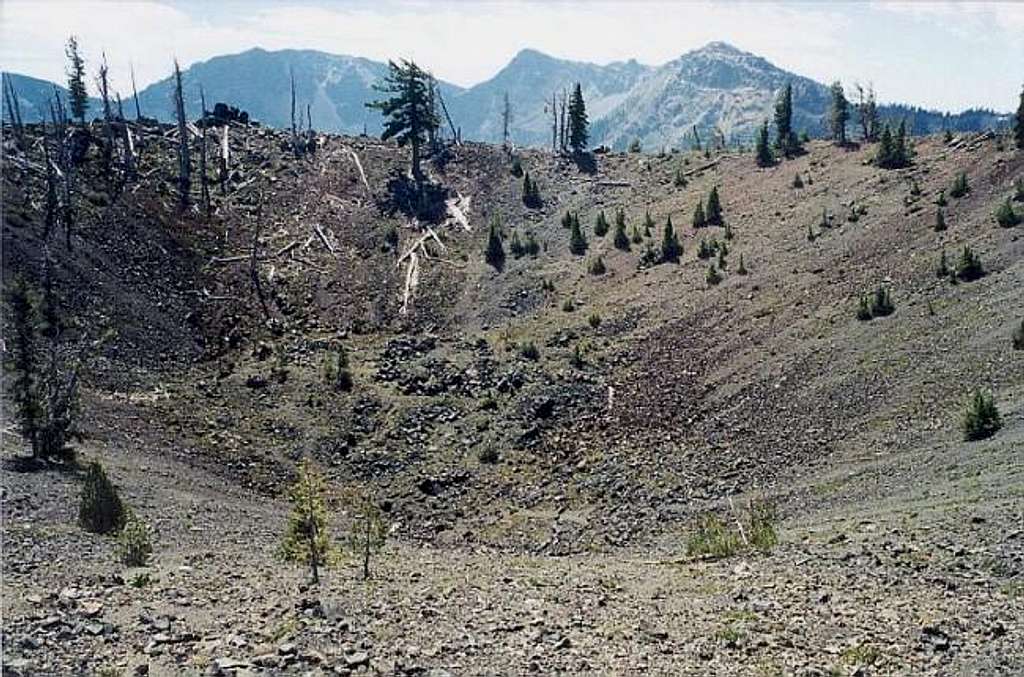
(2, 1, 1021, 111)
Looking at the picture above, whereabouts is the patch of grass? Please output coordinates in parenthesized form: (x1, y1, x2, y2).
(687, 499, 779, 559)
(518, 341, 540, 361)
(687, 515, 741, 558)
(840, 644, 882, 667)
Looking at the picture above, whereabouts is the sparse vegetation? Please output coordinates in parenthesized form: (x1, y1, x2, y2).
(519, 341, 540, 361)
(348, 494, 387, 580)
(705, 186, 723, 225)
(792, 173, 803, 189)
(1012, 319, 1024, 350)
(956, 245, 983, 281)
(522, 171, 542, 208)
(962, 390, 1001, 441)
(588, 255, 607, 275)
(594, 210, 609, 236)
(485, 214, 505, 268)
(686, 499, 777, 559)
(934, 208, 947, 232)
(569, 215, 588, 255)
(995, 198, 1020, 227)
(950, 172, 969, 198)
(613, 209, 630, 250)
(737, 253, 748, 275)
(661, 215, 681, 263)
(588, 313, 602, 329)
(692, 201, 706, 228)
(280, 458, 333, 584)
(858, 287, 894, 320)
(117, 512, 153, 567)
(705, 263, 722, 286)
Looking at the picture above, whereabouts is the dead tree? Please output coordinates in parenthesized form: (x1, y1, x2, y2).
(435, 85, 459, 144)
(426, 75, 438, 152)
(501, 91, 511, 148)
(95, 52, 115, 175)
(173, 59, 191, 209)
(198, 86, 210, 218)
(49, 91, 75, 249)
(306, 103, 314, 156)
(249, 199, 271, 322)
(289, 67, 300, 157)
(559, 88, 568, 152)
(42, 122, 59, 240)
(219, 125, 229, 195)
(130, 62, 142, 121)
(115, 93, 135, 182)
(3, 73, 26, 150)
(550, 92, 557, 151)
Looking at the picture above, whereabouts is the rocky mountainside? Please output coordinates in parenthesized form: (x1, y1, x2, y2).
(2, 109, 1023, 674)
(4, 42, 1010, 147)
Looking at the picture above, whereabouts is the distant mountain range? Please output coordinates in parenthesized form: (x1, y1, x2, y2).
(3, 42, 1010, 150)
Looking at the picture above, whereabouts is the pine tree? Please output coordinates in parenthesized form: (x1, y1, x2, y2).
(65, 36, 88, 124)
(567, 82, 588, 154)
(594, 210, 609, 236)
(950, 172, 969, 198)
(1015, 83, 1024, 150)
(706, 187, 723, 226)
(755, 120, 773, 167)
(485, 214, 505, 268)
(829, 81, 849, 145)
(348, 493, 387, 580)
(773, 83, 800, 157)
(281, 459, 333, 584)
(5, 277, 40, 455)
(661, 215, 681, 263)
(876, 124, 894, 167)
(935, 208, 947, 232)
(643, 210, 655, 237)
(613, 209, 630, 250)
(569, 215, 588, 255)
(366, 60, 439, 188)
(692, 201, 706, 229)
(855, 83, 879, 142)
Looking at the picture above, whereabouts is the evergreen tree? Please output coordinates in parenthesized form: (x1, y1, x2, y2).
(594, 210, 609, 236)
(1015, 83, 1024, 150)
(876, 124, 894, 167)
(280, 459, 333, 584)
(567, 82, 589, 154)
(855, 83, 879, 142)
(366, 60, 439, 187)
(692, 201, 706, 229)
(829, 81, 849, 145)
(661, 215, 681, 263)
(705, 187, 723, 226)
(950, 172, 969, 198)
(755, 120, 773, 167)
(5, 278, 40, 454)
(773, 83, 800, 157)
(485, 214, 505, 268)
(643, 210, 655, 237)
(613, 209, 630, 250)
(934, 208, 947, 232)
(522, 171, 542, 207)
(509, 229, 524, 258)
(561, 210, 574, 229)
(65, 35, 88, 124)
(569, 214, 588, 255)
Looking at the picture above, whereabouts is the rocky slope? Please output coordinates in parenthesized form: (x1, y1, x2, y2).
(2, 117, 1023, 675)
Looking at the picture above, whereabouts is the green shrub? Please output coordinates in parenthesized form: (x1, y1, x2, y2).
(79, 462, 126, 535)
(686, 515, 740, 559)
(792, 173, 804, 189)
(705, 263, 722, 286)
(870, 287, 895, 317)
(613, 209, 630, 250)
(280, 458, 334, 584)
(510, 157, 523, 177)
(962, 390, 1001, 441)
(950, 172, 969, 198)
(1014, 178, 1024, 202)
(519, 342, 540, 361)
(522, 172, 542, 208)
(934, 209, 947, 232)
(560, 211, 574, 229)
(692, 201, 706, 228)
(588, 256, 606, 275)
(588, 313, 602, 329)
(936, 190, 947, 207)
(324, 346, 353, 391)
(570, 343, 585, 368)
(643, 210, 655, 237)
(705, 186, 723, 226)
(569, 216, 588, 255)
(562, 299, 575, 312)
(485, 214, 505, 269)
(630, 225, 643, 245)
(936, 249, 950, 278)
(661, 215, 681, 263)
(674, 167, 687, 187)
(628, 138, 642, 153)
(117, 513, 153, 567)
(477, 445, 499, 464)
(593, 210, 609, 237)
(995, 198, 1020, 227)
(856, 296, 872, 321)
(736, 253, 748, 275)
(747, 500, 778, 551)
(910, 179, 922, 196)
(807, 223, 816, 241)
(956, 245, 983, 281)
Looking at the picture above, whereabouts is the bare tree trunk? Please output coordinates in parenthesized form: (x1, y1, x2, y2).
(362, 514, 371, 580)
(199, 86, 210, 218)
(551, 92, 557, 152)
(174, 60, 191, 209)
(250, 201, 271, 322)
(306, 103, 314, 156)
(116, 93, 135, 184)
(3, 74, 26, 150)
(435, 86, 458, 144)
(219, 125, 229, 195)
(559, 89, 567, 152)
(131, 62, 143, 121)
(502, 91, 510, 148)
(96, 52, 115, 177)
(50, 91, 75, 249)
(305, 474, 320, 585)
